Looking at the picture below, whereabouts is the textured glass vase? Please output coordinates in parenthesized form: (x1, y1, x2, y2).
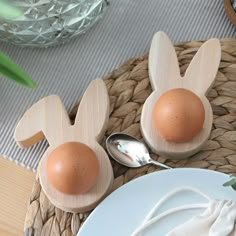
(0, 0, 109, 47)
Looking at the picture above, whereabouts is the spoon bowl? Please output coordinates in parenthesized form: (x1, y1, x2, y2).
(106, 133, 171, 169)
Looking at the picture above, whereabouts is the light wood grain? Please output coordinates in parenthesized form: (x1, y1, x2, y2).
(141, 31, 221, 159)
(15, 79, 113, 213)
(0, 157, 35, 235)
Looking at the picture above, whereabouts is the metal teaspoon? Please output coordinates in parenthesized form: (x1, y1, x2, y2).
(106, 133, 171, 169)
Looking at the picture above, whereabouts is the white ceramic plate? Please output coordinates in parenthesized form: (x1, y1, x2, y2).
(78, 168, 236, 236)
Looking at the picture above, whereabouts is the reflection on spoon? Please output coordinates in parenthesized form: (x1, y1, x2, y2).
(106, 133, 171, 169)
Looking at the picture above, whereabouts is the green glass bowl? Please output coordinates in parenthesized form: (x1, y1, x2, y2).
(0, 0, 109, 47)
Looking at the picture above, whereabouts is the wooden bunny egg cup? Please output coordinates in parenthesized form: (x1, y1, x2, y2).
(141, 32, 221, 159)
(14, 79, 114, 213)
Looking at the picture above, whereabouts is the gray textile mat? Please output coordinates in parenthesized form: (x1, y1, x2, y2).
(0, 0, 235, 171)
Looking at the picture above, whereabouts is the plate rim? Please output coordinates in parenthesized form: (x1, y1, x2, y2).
(78, 168, 232, 235)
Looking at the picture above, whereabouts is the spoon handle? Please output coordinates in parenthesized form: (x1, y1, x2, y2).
(150, 160, 172, 169)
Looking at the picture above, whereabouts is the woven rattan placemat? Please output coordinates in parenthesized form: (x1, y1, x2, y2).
(24, 39, 236, 236)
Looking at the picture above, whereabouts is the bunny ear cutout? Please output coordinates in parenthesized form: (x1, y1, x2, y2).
(14, 95, 71, 147)
(184, 39, 221, 95)
(149, 31, 180, 92)
(74, 79, 109, 142)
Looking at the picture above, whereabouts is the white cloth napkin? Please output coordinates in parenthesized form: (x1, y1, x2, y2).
(167, 200, 236, 236)
(131, 187, 236, 236)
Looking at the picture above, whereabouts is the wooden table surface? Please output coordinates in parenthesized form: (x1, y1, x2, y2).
(0, 157, 35, 235)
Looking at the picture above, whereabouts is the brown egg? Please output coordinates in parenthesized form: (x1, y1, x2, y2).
(47, 142, 99, 195)
(153, 88, 205, 143)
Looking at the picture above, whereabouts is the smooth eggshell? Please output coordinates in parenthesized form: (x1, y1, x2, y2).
(47, 142, 99, 195)
(153, 88, 205, 143)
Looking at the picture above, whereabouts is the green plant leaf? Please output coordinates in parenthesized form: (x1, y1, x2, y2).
(223, 177, 236, 191)
(0, 1, 22, 19)
(0, 52, 37, 88)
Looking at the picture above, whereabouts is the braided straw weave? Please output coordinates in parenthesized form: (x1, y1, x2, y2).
(25, 39, 236, 235)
